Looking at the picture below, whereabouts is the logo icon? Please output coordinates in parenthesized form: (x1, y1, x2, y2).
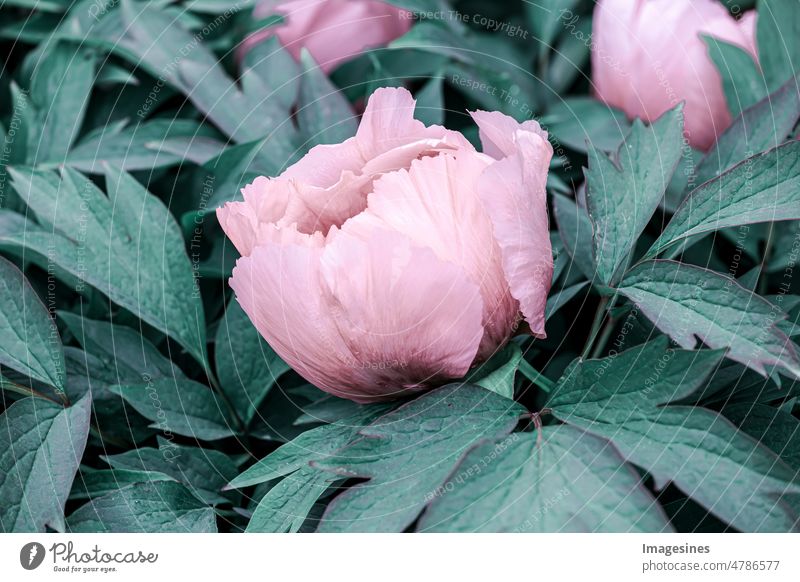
(20, 542, 46, 570)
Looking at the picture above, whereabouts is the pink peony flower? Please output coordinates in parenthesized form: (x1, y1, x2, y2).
(217, 88, 554, 402)
(239, 0, 412, 73)
(592, 0, 757, 150)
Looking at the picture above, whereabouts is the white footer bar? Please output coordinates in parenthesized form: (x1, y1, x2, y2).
(1, 534, 797, 581)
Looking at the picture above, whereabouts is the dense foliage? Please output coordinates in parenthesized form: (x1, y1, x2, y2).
(0, 0, 798, 532)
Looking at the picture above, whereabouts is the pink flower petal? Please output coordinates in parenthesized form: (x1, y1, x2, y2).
(241, 0, 411, 74)
(470, 110, 549, 160)
(477, 131, 553, 338)
(320, 227, 485, 398)
(592, 0, 759, 150)
(345, 151, 519, 358)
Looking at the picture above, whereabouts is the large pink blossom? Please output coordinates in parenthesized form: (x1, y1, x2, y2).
(217, 87, 553, 402)
(592, 0, 757, 150)
(239, 0, 412, 73)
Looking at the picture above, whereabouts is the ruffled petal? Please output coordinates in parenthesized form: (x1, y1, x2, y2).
(320, 227, 485, 399)
(477, 131, 553, 338)
(470, 110, 549, 160)
(345, 151, 518, 358)
(228, 228, 362, 400)
(216, 176, 292, 256)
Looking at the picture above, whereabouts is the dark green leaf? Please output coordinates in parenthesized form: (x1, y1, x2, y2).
(552, 193, 596, 281)
(585, 105, 684, 285)
(525, 0, 581, 59)
(315, 384, 525, 532)
(65, 119, 220, 172)
(67, 481, 217, 532)
(228, 418, 374, 489)
(469, 343, 522, 400)
(756, 0, 800, 92)
(297, 51, 357, 147)
(704, 36, 766, 118)
(548, 339, 800, 532)
(695, 77, 800, 187)
(103, 439, 238, 505)
(546, 281, 589, 320)
(215, 300, 290, 426)
(419, 426, 672, 532)
(542, 97, 631, 153)
(0, 395, 92, 532)
(5, 166, 207, 365)
(109, 378, 235, 441)
(29, 42, 94, 163)
(246, 467, 333, 533)
(619, 260, 800, 379)
(0, 257, 66, 391)
(649, 141, 800, 257)
(414, 76, 445, 126)
(724, 403, 800, 471)
(58, 312, 179, 382)
(70, 468, 174, 500)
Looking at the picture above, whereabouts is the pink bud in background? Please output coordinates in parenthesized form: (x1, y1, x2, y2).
(217, 88, 554, 402)
(592, 0, 758, 150)
(239, 0, 412, 73)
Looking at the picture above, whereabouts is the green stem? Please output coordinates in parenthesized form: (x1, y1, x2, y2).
(758, 222, 776, 296)
(590, 315, 617, 360)
(518, 359, 555, 393)
(582, 294, 620, 359)
(581, 296, 608, 359)
(0, 379, 62, 405)
(208, 372, 245, 433)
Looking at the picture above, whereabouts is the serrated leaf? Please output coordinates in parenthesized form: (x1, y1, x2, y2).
(66, 481, 217, 532)
(585, 105, 684, 285)
(649, 130, 800, 260)
(314, 384, 525, 532)
(297, 51, 357, 147)
(0, 394, 92, 532)
(695, 77, 800, 187)
(619, 260, 800, 379)
(703, 36, 766, 118)
(419, 426, 672, 532)
(548, 339, 800, 532)
(5, 166, 207, 365)
(0, 257, 66, 391)
(103, 439, 238, 505)
(109, 377, 235, 441)
(756, 0, 800, 92)
(246, 467, 333, 533)
(215, 300, 290, 426)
